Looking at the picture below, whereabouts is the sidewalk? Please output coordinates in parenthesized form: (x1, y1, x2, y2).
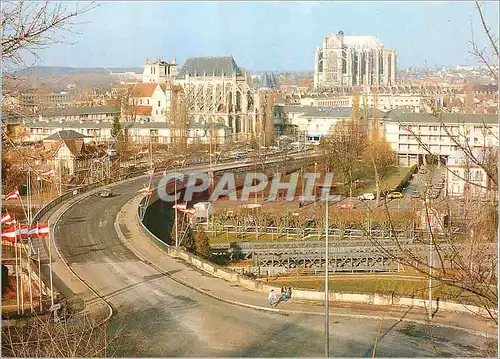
(117, 195, 497, 338)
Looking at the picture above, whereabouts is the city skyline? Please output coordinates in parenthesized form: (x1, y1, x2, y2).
(19, 1, 500, 71)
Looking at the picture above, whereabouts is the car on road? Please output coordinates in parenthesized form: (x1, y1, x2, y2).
(357, 193, 375, 200)
(387, 191, 404, 199)
(418, 167, 427, 174)
(100, 189, 112, 198)
(338, 202, 355, 210)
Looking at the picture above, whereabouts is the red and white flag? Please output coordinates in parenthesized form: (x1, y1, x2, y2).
(1, 211, 12, 224)
(38, 223, 50, 237)
(5, 188, 20, 201)
(138, 187, 153, 195)
(19, 224, 29, 239)
(28, 224, 39, 237)
(41, 169, 56, 177)
(180, 208, 196, 216)
(172, 202, 188, 210)
(1, 226, 18, 242)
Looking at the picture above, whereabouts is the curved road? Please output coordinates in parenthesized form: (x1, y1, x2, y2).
(54, 174, 489, 357)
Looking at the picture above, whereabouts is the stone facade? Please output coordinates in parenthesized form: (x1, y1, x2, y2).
(314, 31, 397, 89)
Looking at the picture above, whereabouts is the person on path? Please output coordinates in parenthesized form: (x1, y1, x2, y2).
(268, 290, 276, 307)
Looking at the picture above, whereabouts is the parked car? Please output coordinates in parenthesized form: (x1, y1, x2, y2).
(411, 191, 421, 198)
(387, 191, 404, 199)
(338, 202, 355, 210)
(357, 193, 375, 201)
(100, 189, 112, 198)
(418, 167, 427, 174)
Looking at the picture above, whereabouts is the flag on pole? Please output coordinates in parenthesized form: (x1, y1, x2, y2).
(138, 187, 153, 195)
(28, 224, 39, 237)
(172, 202, 188, 210)
(180, 208, 196, 216)
(1, 226, 18, 241)
(38, 223, 50, 237)
(40, 169, 56, 177)
(5, 188, 20, 201)
(2, 210, 12, 224)
(19, 224, 29, 239)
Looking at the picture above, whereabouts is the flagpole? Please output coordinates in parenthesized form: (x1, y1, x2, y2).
(26, 242, 33, 312)
(38, 248, 43, 312)
(175, 179, 178, 247)
(17, 192, 28, 223)
(19, 233, 24, 315)
(14, 228, 20, 315)
(47, 221, 54, 307)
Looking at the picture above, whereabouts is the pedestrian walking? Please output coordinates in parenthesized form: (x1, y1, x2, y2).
(286, 286, 292, 299)
(268, 290, 276, 307)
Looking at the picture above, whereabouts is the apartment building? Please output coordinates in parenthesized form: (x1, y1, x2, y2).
(37, 106, 119, 122)
(300, 93, 425, 110)
(20, 91, 73, 109)
(21, 119, 230, 145)
(276, 106, 370, 141)
(382, 111, 498, 166)
(446, 150, 491, 197)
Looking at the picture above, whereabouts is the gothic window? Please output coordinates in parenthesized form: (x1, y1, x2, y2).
(342, 48, 347, 74)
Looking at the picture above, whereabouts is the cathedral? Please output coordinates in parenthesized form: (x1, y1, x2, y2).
(141, 56, 257, 140)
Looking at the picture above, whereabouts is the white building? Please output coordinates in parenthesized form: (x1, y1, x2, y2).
(446, 150, 491, 197)
(300, 92, 425, 111)
(120, 83, 172, 122)
(37, 106, 119, 123)
(17, 118, 230, 145)
(142, 58, 178, 83)
(382, 111, 499, 166)
(276, 106, 366, 141)
(314, 31, 397, 89)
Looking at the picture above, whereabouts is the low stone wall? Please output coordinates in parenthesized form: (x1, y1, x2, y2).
(136, 198, 496, 319)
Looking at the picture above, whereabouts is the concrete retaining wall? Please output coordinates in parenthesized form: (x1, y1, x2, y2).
(137, 198, 497, 319)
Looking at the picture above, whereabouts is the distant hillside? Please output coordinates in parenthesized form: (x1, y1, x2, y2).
(13, 66, 142, 77)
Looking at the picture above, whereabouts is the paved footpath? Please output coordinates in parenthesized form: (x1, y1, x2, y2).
(117, 195, 497, 339)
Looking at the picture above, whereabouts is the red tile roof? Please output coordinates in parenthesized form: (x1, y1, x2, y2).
(135, 105, 152, 116)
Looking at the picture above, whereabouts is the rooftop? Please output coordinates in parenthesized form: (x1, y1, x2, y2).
(177, 56, 243, 78)
(40, 106, 119, 117)
(385, 110, 498, 124)
(43, 129, 91, 141)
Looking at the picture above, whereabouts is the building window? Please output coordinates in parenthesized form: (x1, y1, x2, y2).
(158, 100, 161, 106)
(147, 99, 150, 105)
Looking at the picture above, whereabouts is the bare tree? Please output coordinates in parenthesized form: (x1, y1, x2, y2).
(470, 0, 499, 82)
(1, 1, 97, 70)
(365, 2, 499, 323)
(325, 119, 367, 201)
(2, 310, 122, 357)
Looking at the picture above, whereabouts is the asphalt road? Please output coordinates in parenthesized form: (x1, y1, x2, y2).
(53, 174, 492, 357)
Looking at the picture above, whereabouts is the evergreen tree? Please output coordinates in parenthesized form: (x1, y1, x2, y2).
(194, 226, 212, 259)
(111, 113, 122, 139)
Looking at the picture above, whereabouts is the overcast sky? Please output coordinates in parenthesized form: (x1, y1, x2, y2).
(30, 1, 500, 71)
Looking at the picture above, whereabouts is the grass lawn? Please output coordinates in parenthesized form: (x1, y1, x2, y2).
(271, 276, 482, 305)
(355, 167, 411, 195)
